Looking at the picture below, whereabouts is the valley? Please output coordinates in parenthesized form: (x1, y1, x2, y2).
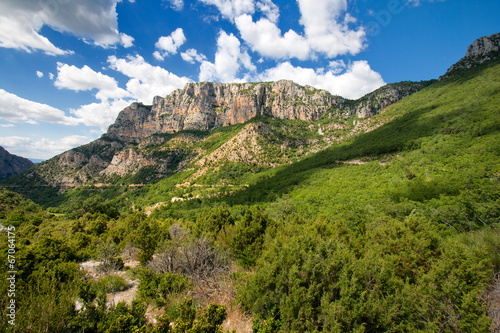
(0, 33, 499, 332)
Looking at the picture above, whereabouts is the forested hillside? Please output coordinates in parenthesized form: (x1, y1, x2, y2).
(1, 45, 500, 332)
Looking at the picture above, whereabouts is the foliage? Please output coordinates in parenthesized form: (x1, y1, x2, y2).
(154, 299, 228, 333)
(138, 269, 188, 305)
(1, 56, 500, 332)
(92, 274, 129, 294)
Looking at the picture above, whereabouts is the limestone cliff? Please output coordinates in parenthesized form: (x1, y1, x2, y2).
(7, 80, 427, 190)
(106, 80, 428, 143)
(441, 33, 500, 80)
(0, 146, 34, 180)
(107, 80, 339, 142)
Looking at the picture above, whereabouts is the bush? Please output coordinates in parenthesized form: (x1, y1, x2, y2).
(92, 274, 129, 294)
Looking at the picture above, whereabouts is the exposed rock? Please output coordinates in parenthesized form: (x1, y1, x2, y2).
(107, 80, 428, 142)
(27, 139, 124, 188)
(100, 149, 156, 177)
(5, 79, 427, 191)
(441, 33, 500, 80)
(0, 146, 34, 180)
(342, 81, 432, 118)
(197, 122, 271, 167)
(466, 33, 500, 58)
(107, 80, 340, 142)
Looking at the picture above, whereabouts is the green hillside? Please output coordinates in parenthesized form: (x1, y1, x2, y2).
(1, 59, 499, 332)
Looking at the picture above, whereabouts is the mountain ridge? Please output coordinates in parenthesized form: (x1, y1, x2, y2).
(0, 146, 34, 180)
(4, 79, 428, 192)
(2, 32, 498, 201)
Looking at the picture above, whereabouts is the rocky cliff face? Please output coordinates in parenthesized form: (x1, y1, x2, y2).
(0, 146, 34, 180)
(107, 80, 342, 142)
(342, 81, 432, 118)
(8, 79, 428, 190)
(106, 80, 424, 142)
(441, 33, 500, 79)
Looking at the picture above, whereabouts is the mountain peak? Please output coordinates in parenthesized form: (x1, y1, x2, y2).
(466, 33, 500, 58)
(441, 32, 500, 79)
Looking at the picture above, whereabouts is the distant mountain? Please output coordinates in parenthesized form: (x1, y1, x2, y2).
(29, 158, 45, 165)
(0, 146, 34, 180)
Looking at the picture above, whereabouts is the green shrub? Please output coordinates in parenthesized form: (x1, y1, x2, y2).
(92, 274, 129, 294)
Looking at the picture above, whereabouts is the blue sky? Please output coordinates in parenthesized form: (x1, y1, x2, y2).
(0, 0, 498, 160)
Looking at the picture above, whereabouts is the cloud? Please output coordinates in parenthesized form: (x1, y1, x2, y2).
(328, 60, 347, 74)
(0, 89, 79, 125)
(199, 0, 255, 21)
(36, 71, 44, 78)
(232, 0, 366, 60)
(119, 33, 135, 48)
(0, 124, 14, 128)
(181, 48, 207, 64)
(153, 28, 186, 61)
(199, 31, 256, 82)
(0, 0, 133, 55)
(0, 135, 91, 159)
(55, 63, 130, 101)
(297, 0, 366, 58)
(70, 99, 131, 132)
(49, 73, 54, 80)
(258, 60, 385, 99)
(108, 54, 191, 103)
(235, 14, 311, 60)
(164, 0, 184, 11)
(256, 0, 279, 22)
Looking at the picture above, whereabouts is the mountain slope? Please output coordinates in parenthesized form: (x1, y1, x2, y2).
(1, 79, 427, 202)
(0, 146, 34, 180)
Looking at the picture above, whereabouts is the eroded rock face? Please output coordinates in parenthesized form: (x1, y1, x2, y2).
(345, 81, 432, 118)
(466, 33, 500, 58)
(100, 149, 156, 177)
(442, 33, 500, 79)
(0, 146, 34, 180)
(106, 80, 427, 142)
(107, 80, 345, 142)
(12, 79, 428, 189)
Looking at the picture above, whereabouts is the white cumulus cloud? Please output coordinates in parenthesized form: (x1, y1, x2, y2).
(258, 61, 385, 99)
(0, 0, 133, 55)
(153, 28, 187, 61)
(231, 0, 366, 60)
(256, 0, 280, 22)
(70, 99, 132, 132)
(181, 48, 208, 64)
(199, 0, 255, 21)
(235, 14, 311, 60)
(199, 31, 256, 82)
(0, 89, 79, 125)
(0, 135, 92, 160)
(297, 0, 366, 58)
(55, 63, 130, 101)
(36, 71, 44, 78)
(108, 54, 191, 104)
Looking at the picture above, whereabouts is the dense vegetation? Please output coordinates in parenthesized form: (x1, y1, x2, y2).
(1, 58, 500, 332)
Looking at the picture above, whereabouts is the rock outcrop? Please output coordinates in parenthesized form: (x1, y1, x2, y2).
(107, 80, 340, 142)
(0, 146, 34, 180)
(6, 80, 427, 190)
(107, 80, 428, 142)
(441, 33, 500, 79)
(342, 81, 432, 118)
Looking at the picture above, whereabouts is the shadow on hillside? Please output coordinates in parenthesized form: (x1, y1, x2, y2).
(218, 101, 483, 206)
